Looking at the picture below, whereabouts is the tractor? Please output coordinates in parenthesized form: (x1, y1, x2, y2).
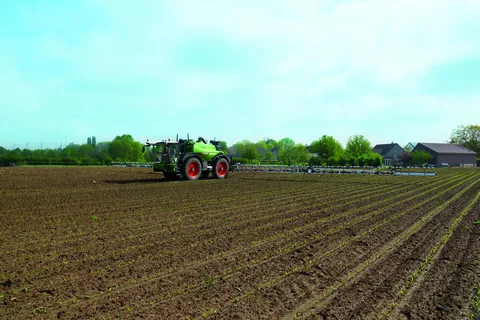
(142, 136, 230, 180)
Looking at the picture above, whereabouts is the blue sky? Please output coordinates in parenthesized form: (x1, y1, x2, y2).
(1, 0, 480, 150)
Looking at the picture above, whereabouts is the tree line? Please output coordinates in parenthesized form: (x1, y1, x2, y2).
(0, 135, 143, 166)
(231, 134, 383, 167)
(0, 124, 478, 167)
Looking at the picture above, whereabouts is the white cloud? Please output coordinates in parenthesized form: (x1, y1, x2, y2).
(165, 0, 480, 84)
(1, 0, 479, 146)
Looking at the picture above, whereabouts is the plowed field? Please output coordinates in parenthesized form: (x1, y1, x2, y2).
(1, 167, 480, 319)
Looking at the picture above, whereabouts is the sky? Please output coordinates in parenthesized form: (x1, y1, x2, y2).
(1, 0, 480, 150)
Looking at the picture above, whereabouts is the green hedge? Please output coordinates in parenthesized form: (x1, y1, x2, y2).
(231, 157, 261, 165)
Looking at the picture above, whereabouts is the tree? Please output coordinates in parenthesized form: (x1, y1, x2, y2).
(311, 135, 344, 161)
(364, 152, 383, 167)
(450, 125, 480, 153)
(277, 137, 296, 165)
(346, 135, 372, 158)
(232, 140, 258, 161)
(94, 142, 110, 161)
(62, 143, 79, 159)
(265, 139, 277, 150)
(87, 137, 92, 146)
(92, 136, 96, 148)
(411, 150, 432, 165)
(108, 134, 144, 162)
(263, 139, 278, 161)
(292, 144, 310, 164)
(78, 144, 94, 160)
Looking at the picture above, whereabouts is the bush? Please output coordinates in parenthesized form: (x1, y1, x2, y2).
(308, 156, 323, 166)
(104, 156, 113, 166)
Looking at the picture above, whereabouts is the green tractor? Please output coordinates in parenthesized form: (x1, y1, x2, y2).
(143, 136, 230, 180)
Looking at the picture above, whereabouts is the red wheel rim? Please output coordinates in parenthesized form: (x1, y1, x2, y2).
(187, 161, 200, 178)
(217, 162, 228, 177)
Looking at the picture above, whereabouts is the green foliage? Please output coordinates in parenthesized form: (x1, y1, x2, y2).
(277, 137, 296, 165)
(78, 144, 94, 160)
(0, 134, 146, 167)
(234, 140, 259, 160)
(411, 150, 432, 165)
(254, 139, 277, 161)
(450, 124, 480, 153)
(0, 146, 7, 157)
(292, 144, 310, 165)
(265, 139, 277, 150)
(204, 275, 215, 288)
(345, 135, 372, 158)
(308, 156, 323, 166)
(104, 156, 113, 166)
(231, 157, 260, 164)
(109, 134, 144, 162)
(311, 135, 344, 161)
(274, 138, 310, 165)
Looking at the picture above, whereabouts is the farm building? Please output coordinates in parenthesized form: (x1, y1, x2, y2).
(372, 143, 405, 166)
(412, 143, 477, 167)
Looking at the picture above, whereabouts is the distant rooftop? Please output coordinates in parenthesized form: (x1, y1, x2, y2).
(418, 143, 476, 154)
(372, 143, 403, 156)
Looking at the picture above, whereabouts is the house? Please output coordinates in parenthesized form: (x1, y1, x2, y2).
(372, 143, 405, 166)
(412, 143, 477, 167)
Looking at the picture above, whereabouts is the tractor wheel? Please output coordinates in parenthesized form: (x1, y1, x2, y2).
(183, 157, 202, 180)
(213, 158, 229, 179)
(163, 172, 178, 180)
(201, 171, 209, 179)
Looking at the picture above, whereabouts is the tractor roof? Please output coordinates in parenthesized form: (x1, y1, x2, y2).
(145, 140, 178, 147)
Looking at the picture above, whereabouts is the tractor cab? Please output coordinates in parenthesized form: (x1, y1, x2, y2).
(158, 142, 179, 164)
(143, 140, 179, 169)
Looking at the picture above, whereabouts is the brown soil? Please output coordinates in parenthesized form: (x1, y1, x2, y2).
(0, 167, 479, 319)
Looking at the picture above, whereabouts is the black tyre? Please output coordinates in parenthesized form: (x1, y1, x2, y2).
(183, 157, 202, 180)
(212, 158, 229, 179)
(201, 171, 209, 179)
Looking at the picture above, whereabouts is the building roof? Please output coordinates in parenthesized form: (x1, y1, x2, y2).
(418, 143, 476, 154)
(372, 143, 403, 156)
